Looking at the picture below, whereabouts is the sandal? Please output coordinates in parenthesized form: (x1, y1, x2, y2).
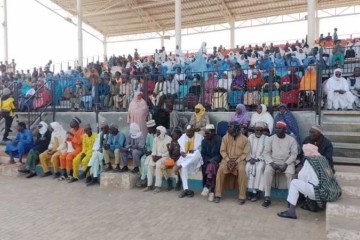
(277, 211, 297, 219)
(58, 176, 66, 181)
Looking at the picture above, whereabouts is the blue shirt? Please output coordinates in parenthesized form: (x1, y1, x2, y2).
(107, 132, 126, 151)
(201, 135, 222, 163)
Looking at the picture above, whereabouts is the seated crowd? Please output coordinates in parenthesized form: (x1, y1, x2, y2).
(2, 94, 341, 219)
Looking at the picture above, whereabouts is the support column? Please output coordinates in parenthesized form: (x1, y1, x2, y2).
(103, 36, 107, 60)
(160, 31, 164, 47)
(3, 0, 8, 62)
(230, 19, 235, 49)
(315, 17, 320, 40)
(77, 0, 83, 67)
(175, 0, 181, 51)
(307, 0, 316, 47)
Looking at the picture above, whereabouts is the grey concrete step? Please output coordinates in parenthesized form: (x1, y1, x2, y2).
(0, 164, 21, 177)
(324, 131, 360, 143)
(326, 215, 360, 240)
(327, 198, 360, 221)
(322, 111, 360, 123)
(100, 172, 139, 189)
(337, 178, 360, 199)
(336, 170, 360, 182)
(333, 157, 360, 165)
(322, 121, 360, 132)
(335, 165, 360, 174)
(333, 143, 360, 159)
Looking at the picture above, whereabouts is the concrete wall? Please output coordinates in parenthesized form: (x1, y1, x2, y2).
(52, 111, 317, 141)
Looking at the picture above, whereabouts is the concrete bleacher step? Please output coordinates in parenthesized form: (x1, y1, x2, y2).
(322, 111, 360, 123)
(100, 172, 139, 189)
(332, 143, 360, 160)
(324, 131, 360, 143)
(333, 157, 360, 165)
(326, 215, 360, 240)
(322, 121, 360, 132)
(327, 198, 360, 221)
(337, 178, 360, 199)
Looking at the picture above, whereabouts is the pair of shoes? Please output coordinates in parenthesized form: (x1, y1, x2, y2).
(119, 166, 129, 172)
(201, 187, 209, 196)
(135, 179, 147, 188)
(247, 192, 253, 200)
(104, 165, 113, 172)
(26, 172, 37, 178)
(131, 167, 139, 174)
(41, 171, 52, 177)
(179, 189, 194, 198)
(153, 187, 161, 193)
(142, 186, 154, 192)
(18, 169, 30, 174)
(53, 172, 61, 179)
(277, 211, 297, 219)
(214, 197, 221, 203)
(85, 176, 92, 184)
(262, 197, 271, 208)
(2, 138, 10, 141)
(208, 192, 215, 202)
(238, 199, 246, 205)
(68, 177, 78, 183)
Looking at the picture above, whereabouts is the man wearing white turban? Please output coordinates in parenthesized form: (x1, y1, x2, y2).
(143, 126, 172, 193)
(326, 68, 356, 110)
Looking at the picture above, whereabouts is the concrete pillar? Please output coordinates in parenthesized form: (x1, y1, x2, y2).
(3, 0, 8, 62)
(77, 0, 83, 67)
(230, 19, 235, 49)
(160, 31, 164, 47)
(103, 36, 107, 61)
(315, 17, 320, 40)
(307, 0, 316, 47)
(175, 0, 181, 51)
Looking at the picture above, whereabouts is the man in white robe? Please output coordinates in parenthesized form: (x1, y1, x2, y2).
(262, 121, 298, 208)
(347, 67, 360, 108)
(245, 122, 268, 201)
(326, 68, 356, 110)
(143, 126, 172, 193)
(176, 125, 204, 198)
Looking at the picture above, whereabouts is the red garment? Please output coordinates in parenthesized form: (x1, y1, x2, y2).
(280, 74, 300, 104)
(33, 88, 51, 109)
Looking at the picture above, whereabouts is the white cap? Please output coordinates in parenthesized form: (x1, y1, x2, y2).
(205, 124, 215, 130)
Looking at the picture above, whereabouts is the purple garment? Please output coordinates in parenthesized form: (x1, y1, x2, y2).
(231, 70, 248, 88)
(205, 162, 219, 190)
(231, 104, 250, 125)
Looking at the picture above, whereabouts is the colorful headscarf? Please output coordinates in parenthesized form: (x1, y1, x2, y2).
(231, 104, 250, 125)
(194, 103, 206, 123)
(38, 121, 48, 135)
(303, 143, 321, 156)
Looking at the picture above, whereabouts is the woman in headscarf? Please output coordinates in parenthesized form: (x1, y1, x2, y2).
(230, 104, 250, 127)
(250, 104, 274, 134)
(33, 80, 52, 109)
(39, 122, 67, 178)
(280, 67, 301, 107)
(18, 121, 52, 178)
(274, 52, 287, 77)
(189, 103, 210, 136)
(228, 68, 248, 107)
(122, 123, 146, 173)
(127, 91, 149, 135)
(0, 88, 15, 141)
(273, 104, 301, 144)
(204, 73, 218, 109)
(244, 69, 262, 107)
(278, 144, 341, 219)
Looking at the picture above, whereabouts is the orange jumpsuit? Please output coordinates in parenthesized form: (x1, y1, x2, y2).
(59, 128, 84, 172)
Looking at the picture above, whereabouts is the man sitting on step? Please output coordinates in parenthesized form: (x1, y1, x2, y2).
(301, 125, 334, 173)
(83, 121, 109, 186)
(69, 124, 97, 183)
(120, 123, 146, 173)
(262, 121, 298, 208)
(18, 121, 51, 178)
(143, 126, 172, 193)
(103, 124, 126, 172)
(5, 122, 34, 165)
(39, 122, 67, 178)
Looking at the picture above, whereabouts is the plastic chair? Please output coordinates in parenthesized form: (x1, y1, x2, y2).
(216, 121, 229, 137)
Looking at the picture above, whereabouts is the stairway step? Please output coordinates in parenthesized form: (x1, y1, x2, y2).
(333, 157, 360, 165)
(327, 198, 360, 220)
(335, 165, 360, 174)
(322, 121, 360, 132)
(337, 179, 360, 199)
(324, 131, 360, 143)
(336, 171, 360, 181)
(326, 215, 360, 240)
(333, 142, 360, 149)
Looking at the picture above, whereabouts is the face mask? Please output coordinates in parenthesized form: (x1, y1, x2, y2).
(76, 85, 80, 88)
(287, 71, 292, 75)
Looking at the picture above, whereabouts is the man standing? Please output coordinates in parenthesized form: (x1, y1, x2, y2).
(214, 121, 249, 204)
(58, 117, 84, 180)
(326, 69, 355, 110)
(136, 120, 156, 188)
(69, 124, 97, 183)
(85, 121, 110, 186)
(245, 122, 268, 201)
(348, 67, 360, 109)
(176, 125, 204, 198)
(103, 124, 126, 172)
(200, 124, 222, 202)
(262, 121, 298, 208)
(143, 126, 172, 193)
(302, 125, 334, 172)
